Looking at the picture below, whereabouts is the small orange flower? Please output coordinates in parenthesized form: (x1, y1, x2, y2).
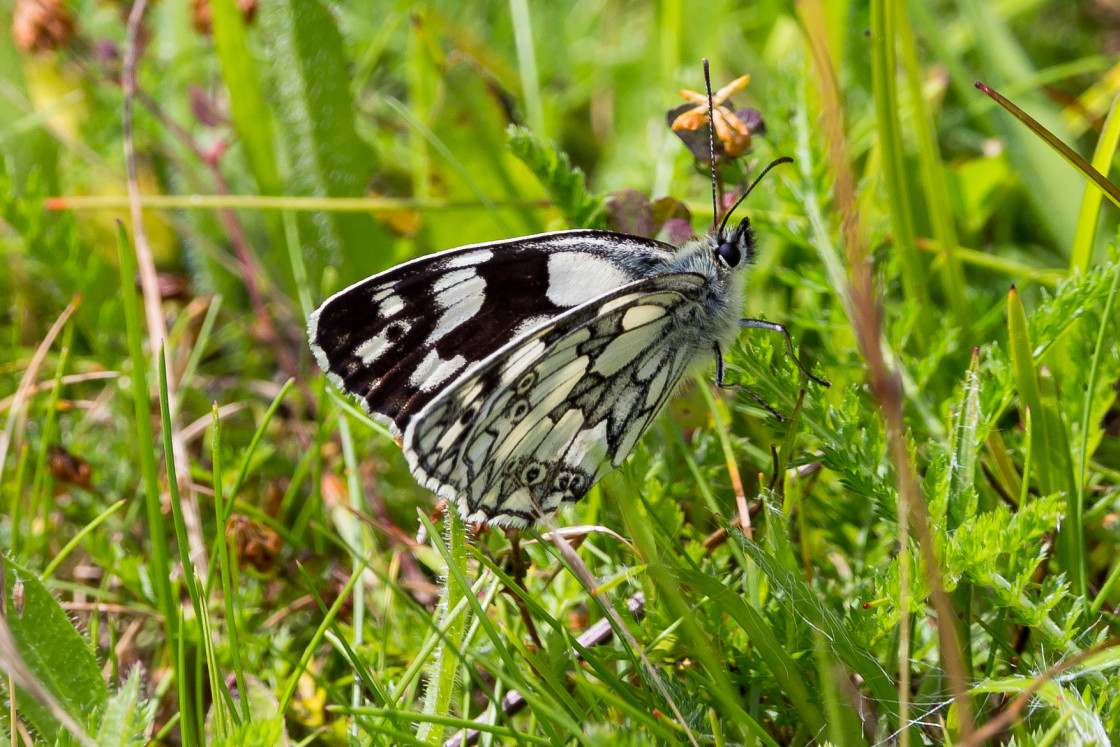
(670, 73, 753, 158)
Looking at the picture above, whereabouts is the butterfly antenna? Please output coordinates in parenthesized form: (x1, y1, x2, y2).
(703, 59, 720, 240)
(717, 155, 794, 237)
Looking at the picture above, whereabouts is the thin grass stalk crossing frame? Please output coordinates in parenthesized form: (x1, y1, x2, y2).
(417, 507, 471, 746)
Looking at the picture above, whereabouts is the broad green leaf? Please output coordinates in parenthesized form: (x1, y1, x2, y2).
(210, 0, 281, 197)
(260, 0, 390, 280)
(2, 555, 107, 742)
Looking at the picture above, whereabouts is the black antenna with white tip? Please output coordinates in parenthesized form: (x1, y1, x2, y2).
(702, 59, 720, 240)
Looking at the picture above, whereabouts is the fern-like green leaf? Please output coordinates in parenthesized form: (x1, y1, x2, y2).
(507, 125, 605, 229)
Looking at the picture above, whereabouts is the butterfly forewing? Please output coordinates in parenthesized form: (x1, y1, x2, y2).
(402, 273, 707, 527)
(308, 230, 677, 432)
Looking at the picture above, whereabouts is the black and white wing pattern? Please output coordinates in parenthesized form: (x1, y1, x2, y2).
(308, 230, 677, 433)
(402, 273, 708, 528)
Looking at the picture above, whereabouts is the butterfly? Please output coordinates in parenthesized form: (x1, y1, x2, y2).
(308, 64, 828, 529)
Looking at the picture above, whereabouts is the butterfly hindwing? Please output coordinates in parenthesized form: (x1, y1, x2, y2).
(402, 272, 707, 527)
(308, 230, 678, 432)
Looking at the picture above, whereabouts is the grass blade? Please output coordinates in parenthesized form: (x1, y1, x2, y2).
(1070, 92, 1120, 273)
(976, 82, 1120, 214)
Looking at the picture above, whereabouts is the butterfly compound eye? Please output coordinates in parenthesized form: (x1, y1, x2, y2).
(717, 240, 741, 267)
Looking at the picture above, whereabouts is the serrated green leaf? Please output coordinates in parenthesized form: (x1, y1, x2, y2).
(507, 125, 604, 229)
(2, 555, 107, 742)
(93, 667, 153, 747)
(945, 348, 982, 529)
(210, 718, 285, 747)
(972, 679, 1109, 744)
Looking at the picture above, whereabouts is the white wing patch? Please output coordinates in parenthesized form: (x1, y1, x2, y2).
(622, 304, 667, 329)
(372, 288, 404, 316)
(592, 322, 669, 377)
(401, 273, 706, 527)
(546, 252, 633, 307)
(410, 349, 467, 392)
(430, 271, 487, 344)
(355, 319, 412, 365)
(444, 249, 493, 268)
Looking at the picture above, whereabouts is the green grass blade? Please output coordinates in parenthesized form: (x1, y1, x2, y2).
(40, 499, 126, 580)
(419, 512, 575, 745)
(28, 321, 72, 558)
(733, 535, 901, 722)
(417, 507, 468, 746)
(277, 562, 362, 714)
(212, 404, 251, 724)
(674, 567, 826, 734)
(870, 0, 929, 339)
(1070, 92, 1120, 273)
(114, 221, 180, 687)
(1086, 262, 1120, 615)
(976, 82, 1120, 214)
(1006, 286, 1083, 594)
(157, 344, 206, 744)
(897, 0, 967, 324)
(1006, 285, 1051, 496)
(508, 0, 544, 137)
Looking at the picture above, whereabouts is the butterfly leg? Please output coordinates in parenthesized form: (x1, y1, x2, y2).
(739, 319, 831, 388)
(713, 343, 784, 421)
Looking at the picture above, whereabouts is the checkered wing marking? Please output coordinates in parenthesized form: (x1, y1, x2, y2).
(308, 231, 676, 432)
(402, 273, 706, 527)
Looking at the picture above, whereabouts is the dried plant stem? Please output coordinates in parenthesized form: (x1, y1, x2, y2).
(122, 0, 206, 566)
(798, 0, 973, 738)
(0, 298, 79, 488)
(132, 90, 304, 388)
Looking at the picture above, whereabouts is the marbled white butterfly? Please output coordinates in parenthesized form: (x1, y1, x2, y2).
(309, 63, 828, 528)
